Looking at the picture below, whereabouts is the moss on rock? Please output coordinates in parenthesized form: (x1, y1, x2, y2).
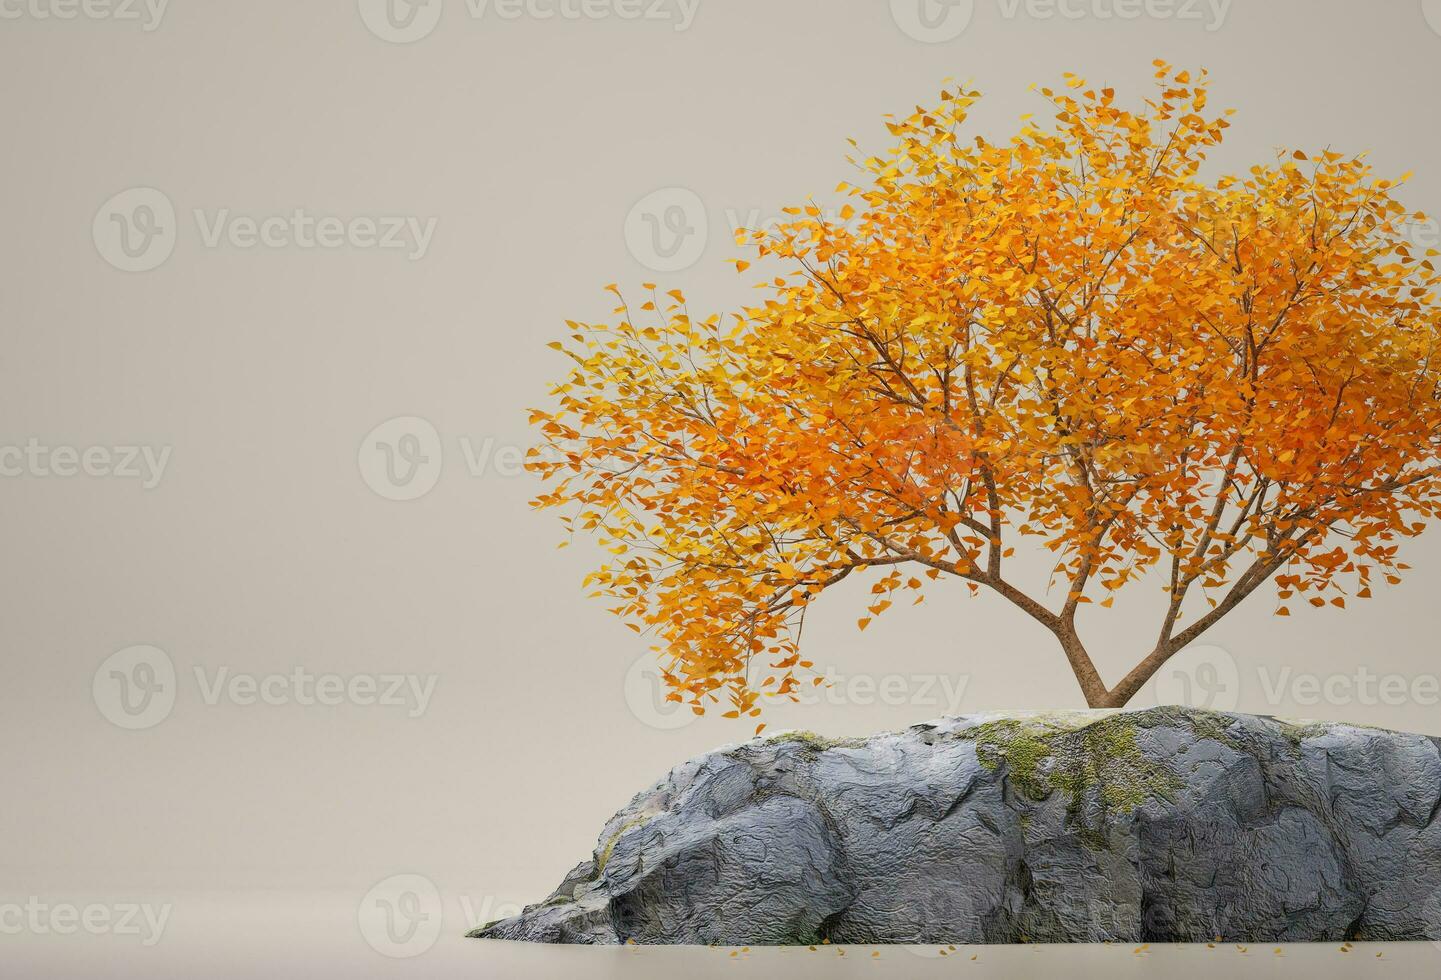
(967, 710, 1184, 815)
(763, 730, 867, 751)
(596, 815, 654, 871)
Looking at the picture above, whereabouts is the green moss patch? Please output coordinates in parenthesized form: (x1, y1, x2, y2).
(596, 814, 655, 872)
(966, 711, 1182, 815)
(762, 729, 868, 751)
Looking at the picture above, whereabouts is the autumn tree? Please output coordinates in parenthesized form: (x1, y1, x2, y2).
(528, 63, 1441, 719)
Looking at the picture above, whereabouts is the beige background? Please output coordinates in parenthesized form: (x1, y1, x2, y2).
(3, 0, 1441, 975)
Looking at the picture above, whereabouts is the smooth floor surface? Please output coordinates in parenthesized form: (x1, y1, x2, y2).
(5, 892, 1438, 979)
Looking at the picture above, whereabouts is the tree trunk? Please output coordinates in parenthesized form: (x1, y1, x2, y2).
(1099, 643, 1178, 708)
(1055, 625, 1110, 708)
(1056, 636, 1175, 709)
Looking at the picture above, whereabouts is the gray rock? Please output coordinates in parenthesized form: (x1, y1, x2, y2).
(470, 706, 1441, 944)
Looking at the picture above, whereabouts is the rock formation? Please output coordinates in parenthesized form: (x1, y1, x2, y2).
(472, 707, 1441, 944)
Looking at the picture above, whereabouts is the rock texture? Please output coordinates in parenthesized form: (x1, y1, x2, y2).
(471, 707, 1441, 944)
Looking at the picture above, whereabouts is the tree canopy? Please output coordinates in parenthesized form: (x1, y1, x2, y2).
(528, 63, 1441, 722)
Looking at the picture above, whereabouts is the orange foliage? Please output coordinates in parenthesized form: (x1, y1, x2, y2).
(528, 63, 1441, 713)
